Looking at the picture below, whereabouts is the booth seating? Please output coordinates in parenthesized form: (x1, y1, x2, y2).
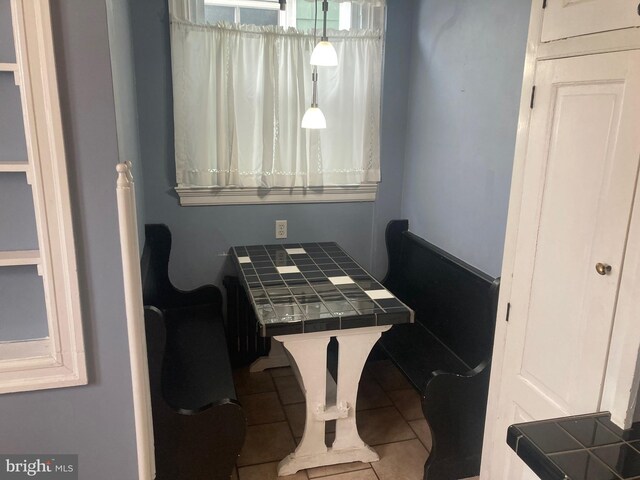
(142, 224, 246, 480)
(380, 220, 500, 480)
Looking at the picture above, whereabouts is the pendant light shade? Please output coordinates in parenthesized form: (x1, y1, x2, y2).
(311, 41, 338, 67)
(302, 68, 326, 129)
(311, 0, 338, 67)
(301, 107, 327, 129)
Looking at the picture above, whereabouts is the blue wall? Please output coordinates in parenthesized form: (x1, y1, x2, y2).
(130, 0, 414, 288)
(0, 2, 138, 478)
(401, 0, 530, 277)
(106, 0, 146, 251)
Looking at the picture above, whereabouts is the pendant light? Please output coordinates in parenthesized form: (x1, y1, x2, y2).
(302, 0, 327, 129)
(301, 68, 326, 129)
(310, 0, 338, 67)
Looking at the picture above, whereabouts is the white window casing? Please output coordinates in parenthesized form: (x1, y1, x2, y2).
(169, 0, 385, 205)
(0, 0, 87, 393)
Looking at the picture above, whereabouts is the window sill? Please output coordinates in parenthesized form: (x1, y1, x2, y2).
(175, 185, 378, 206)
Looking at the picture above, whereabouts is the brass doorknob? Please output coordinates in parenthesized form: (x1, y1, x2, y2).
(596, 263, 612, 276)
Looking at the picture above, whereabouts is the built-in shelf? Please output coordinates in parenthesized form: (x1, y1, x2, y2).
(0, 0, 88, 396)
(0, 62, 20, 85)
(0, 250, 41, 267)
(0, 163, 29, 173)
(0, 62, 18, 72)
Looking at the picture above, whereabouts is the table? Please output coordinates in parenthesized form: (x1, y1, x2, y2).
(231, 242, 414, 475)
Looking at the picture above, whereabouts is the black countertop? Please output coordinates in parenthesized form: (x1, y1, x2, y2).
(508, 412, 640, 480)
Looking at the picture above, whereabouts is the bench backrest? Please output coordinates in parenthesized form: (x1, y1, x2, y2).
(141, 224, 176, 308)
(383, 220, 500, 369)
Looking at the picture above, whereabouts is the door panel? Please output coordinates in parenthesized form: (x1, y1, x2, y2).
(520, 83, 623, 413)
(489, 50, 640, 476)
(541, 0, 640, 42)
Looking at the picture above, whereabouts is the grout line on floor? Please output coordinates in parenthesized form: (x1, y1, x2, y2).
(272, 375, 301, 449)
(307, 463, 374, 479)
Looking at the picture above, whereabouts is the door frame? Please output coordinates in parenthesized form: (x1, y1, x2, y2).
(479, 2, 542, 477)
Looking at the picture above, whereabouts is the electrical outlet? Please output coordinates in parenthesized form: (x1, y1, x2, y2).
(275, 220, 287, 239)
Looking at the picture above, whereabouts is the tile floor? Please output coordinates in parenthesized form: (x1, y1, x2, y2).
(231, 359, 480, 480)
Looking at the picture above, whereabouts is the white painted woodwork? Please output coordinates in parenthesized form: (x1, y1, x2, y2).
(0, 162, 29, 172)
(485, 50, 640, 479)
(541, 0, 640, 43)
(274, 325, 390, 475)
(0, 0, 87, 393)
(175, 185, 378, 206)
(0, 338, 50, 362)
(0, 62, 18, 71)
(116, 163, 155, 480)
(537, 27, 640, 62)
(0, 250, 40, 267)
(601, 161, 640, 428)
(249, 338, 290, 372)
(0, 62, 20, 85)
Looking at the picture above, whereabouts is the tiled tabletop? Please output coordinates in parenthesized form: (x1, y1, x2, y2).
(231, 242, 414, 336)
(508, 412, 640, 480)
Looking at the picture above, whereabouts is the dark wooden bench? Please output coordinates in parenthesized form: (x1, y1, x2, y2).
(379, 220, 500, 480)
(142, 224, 246, 480)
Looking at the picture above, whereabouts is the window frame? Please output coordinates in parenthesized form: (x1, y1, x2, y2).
(0, 0, 87, 393)
(175, 184, 378, 205)
(174, 0, 384, 206)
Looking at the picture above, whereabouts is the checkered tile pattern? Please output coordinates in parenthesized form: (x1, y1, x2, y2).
(232, 242, 414, 336)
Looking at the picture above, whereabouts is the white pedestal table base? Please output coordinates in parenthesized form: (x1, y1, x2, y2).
(274, 325, 391, 476)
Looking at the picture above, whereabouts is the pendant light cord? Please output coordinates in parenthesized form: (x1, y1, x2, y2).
(313, 0, 318, 44)
(311, 0, 319, 108)
(321, 0, 328, 41)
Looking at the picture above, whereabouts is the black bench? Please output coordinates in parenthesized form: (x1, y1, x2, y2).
(142, 224, 246, 480)
(379, 220, 500, 480)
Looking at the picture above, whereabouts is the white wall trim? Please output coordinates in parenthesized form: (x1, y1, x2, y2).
(175, 184, 378, 206)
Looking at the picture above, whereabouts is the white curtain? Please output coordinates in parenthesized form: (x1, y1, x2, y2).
(170, 19, 383, 188)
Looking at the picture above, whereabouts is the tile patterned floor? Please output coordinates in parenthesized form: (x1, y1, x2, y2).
(232, 359, 480, 480)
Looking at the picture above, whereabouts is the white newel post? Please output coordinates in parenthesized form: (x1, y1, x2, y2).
(116, 162, 155, 480)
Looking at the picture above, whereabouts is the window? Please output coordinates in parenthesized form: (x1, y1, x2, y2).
(202, 0, 384, 31)
(204, 0, 291, 27)
(169, 0, 386, 205)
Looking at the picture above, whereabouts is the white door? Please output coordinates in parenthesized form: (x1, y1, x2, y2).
(487, 50, 640, 480)
(541, 0, 640, 42)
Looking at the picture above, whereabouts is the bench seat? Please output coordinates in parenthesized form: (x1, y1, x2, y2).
(142, 224, 246, 479)
(380, 322, 470, 392)
(162, 311, 236, 414)
(379, 219, 499, 480)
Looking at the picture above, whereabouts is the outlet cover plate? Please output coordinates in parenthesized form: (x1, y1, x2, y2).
(275, 220, 287, 239)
